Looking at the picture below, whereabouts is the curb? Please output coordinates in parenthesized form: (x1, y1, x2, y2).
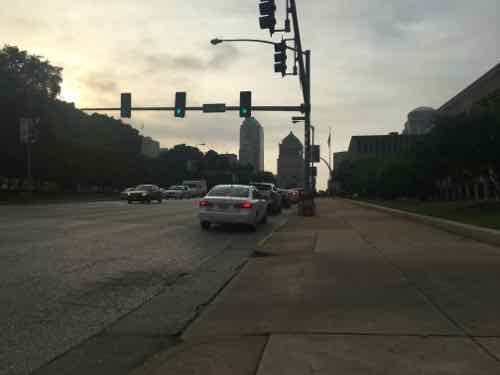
(255, 210, 293, 250)
(348, 199, 500, 248)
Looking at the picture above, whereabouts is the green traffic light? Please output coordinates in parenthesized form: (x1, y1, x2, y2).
(176, 108, 181, 115)
(241, 108, 247, 115)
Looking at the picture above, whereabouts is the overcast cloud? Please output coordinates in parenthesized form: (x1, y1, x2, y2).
(1, 0, 499, 188)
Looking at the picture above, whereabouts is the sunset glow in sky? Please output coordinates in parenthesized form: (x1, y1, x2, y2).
(2, 0, 499, 188)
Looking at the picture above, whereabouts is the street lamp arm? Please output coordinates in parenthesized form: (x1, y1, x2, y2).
(210, 38, 302, 54)
(320, 157, 332, 173)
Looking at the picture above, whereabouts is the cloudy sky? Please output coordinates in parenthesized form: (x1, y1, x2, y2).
(2, 0, 499, 188)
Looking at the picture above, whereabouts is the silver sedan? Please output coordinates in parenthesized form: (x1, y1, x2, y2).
(199, 185, 268, 231)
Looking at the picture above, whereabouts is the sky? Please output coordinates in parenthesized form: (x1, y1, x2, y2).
(2, 0, 499, 189)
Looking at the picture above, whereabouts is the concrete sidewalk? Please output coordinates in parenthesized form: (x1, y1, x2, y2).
(131, 199, 500, 374)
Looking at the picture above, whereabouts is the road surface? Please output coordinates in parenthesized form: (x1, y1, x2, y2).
(0, 199, 288, 375)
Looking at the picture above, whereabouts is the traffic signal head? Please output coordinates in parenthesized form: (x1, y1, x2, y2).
(175, 92, 186, 118)
(120, 93, 131, 118)
(259, 0, 276, 35)
(312, 145, 320, 163)
(240, 91, 252, 118)
(274, 41, 287, 76)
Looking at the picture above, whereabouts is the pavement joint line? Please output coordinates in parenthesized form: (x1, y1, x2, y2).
(255, 210, 293, 249)
(355, 229, 500, 364)
(176, 258, 250, 337)
(184, 332, 488, 341)
(254, 334, 271, 375)
(29, 270, 187, 374)
(29, 244, 250, 374)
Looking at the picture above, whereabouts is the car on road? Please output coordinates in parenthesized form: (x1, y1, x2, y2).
(249, 182, 282, 214)
(120, 187, 136, 200)
(127, 184, 163, 203)
(183, 180, 207, 197)
(199, 185, 268, 231)
(164, 185, 191, 199)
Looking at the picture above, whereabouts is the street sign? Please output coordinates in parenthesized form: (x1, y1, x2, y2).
(20, 119, 30, 144)
(203, 103, 226, 113)
(19, 118, 38, 144)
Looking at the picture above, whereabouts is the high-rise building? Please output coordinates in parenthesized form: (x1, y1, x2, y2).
(277, 132, 304, 188)
(239, 117, 264, 172)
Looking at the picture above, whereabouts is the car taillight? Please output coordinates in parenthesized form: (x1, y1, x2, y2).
(236, 201, 253, 209)
(199, 200, 212, 207)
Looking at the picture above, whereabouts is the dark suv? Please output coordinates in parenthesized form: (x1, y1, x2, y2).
(127, 184, 163, 204)
(249, 182, 282, 214)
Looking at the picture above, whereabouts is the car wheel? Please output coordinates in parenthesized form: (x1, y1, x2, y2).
(127, 200, 132, 204)
(158, 198, 162, 203)
(200, 221, 211, 230)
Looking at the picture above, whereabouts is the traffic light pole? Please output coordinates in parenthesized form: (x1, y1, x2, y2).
(304, 49, 311, 195)
(287, 0, 311, 195)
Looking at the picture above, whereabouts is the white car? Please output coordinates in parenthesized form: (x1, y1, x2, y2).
(164, 185, 191, 199)
(199, 185, 268, 231)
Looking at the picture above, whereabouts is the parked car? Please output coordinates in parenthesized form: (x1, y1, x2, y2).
(120, 187, 136, 200)
(164, 185, 191, 199)
(199, 185, 268, 231)
(127, 184, 163, 203)
(182, 180, 207, 197)
(277, 189, 292, 209)
(249, 182, 282, 214)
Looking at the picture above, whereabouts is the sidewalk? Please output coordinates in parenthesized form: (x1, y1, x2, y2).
(131, 199, 500, 374)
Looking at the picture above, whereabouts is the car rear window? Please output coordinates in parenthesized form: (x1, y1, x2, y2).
(208, 186, 250, 198)
(251, 184, 271, 191)
(137, 185, 154, 191)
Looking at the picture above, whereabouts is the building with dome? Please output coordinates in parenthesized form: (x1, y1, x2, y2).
(239, 117, 264, 172)
(277, 132, 304, 188)
(403, 107, 436, 135)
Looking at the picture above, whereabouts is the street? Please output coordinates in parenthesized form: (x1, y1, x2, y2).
(0, 200, 288, 375)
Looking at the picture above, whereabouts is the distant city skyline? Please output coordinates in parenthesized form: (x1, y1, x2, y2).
(2, 0, 499, 188)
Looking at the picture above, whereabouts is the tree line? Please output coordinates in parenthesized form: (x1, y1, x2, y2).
(0, 45, 274, 192)
(335, 100, 500, 200)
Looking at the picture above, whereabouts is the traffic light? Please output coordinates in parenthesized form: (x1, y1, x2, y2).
(259, 0, 276, 35)
(312, 145, 320, 163)
(274, 41, 287, 76)
(175, 92, 186, 118)
(120, 93, 131, 118)
(239, 91, 252, 118)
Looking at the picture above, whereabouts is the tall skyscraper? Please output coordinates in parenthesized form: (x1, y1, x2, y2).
(277, 132, 304, 188)
(239, 117, 264, 172)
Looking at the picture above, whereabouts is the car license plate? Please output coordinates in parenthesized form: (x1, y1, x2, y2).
(218, 203, 229, 209)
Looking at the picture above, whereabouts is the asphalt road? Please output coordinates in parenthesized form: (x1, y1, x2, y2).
(0, 199, 288, 375)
